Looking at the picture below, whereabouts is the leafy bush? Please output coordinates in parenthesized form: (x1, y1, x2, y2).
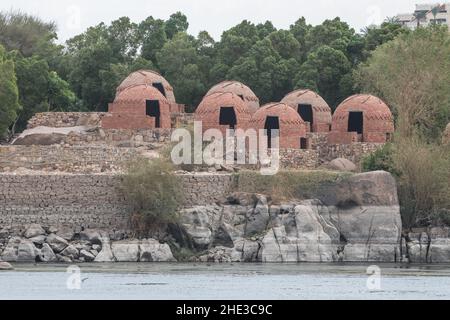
(393, 137, 450, 228)
(362, 143, 398, 174)
(121, 157, 183, 236)
(236, 169, 350, 203)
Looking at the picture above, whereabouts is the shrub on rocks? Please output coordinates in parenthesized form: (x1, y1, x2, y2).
(122, 157, 183, 236)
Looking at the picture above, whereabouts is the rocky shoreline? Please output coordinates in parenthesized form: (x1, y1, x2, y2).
(0, 225, 175, 264)
(1, 171, 449, 266)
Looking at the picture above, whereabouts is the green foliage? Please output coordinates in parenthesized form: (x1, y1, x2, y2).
(295, 45, 352, 108)
(362, 21, 409, 54)
(138, 17, 167, 62)
(355, 26, 450, 141)
(13, 55, 77, 130)
(0, 11, 421, 131)
(362, 143, 397, 174)
(394, 137, 450, 228)
(357, 27, 450, 228)
(0, 45, 20, 138)
(157, 33, 206, 107)
(236, 170, 350, 203)
(164, 12, 189, 39)
(121, 158, 183, 233)
(0, 10, 57, 57)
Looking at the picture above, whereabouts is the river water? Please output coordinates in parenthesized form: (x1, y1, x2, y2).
(1, 263, 450, 300)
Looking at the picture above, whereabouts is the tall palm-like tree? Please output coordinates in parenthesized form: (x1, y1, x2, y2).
(414, 10, 427, 28)
(431, 6, 440, 24)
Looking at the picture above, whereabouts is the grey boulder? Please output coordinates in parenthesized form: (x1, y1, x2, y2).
(39, 243, 57, 263)
(111, 241, 140, 262)
(46, 234, 69, 253)
(24, 224, 46, 239)
(326, 158, 357, 172)
(139, 239, 176, 262)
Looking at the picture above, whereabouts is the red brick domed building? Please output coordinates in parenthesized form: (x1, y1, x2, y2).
(281, 89, 332, 132)
(195, 92, 253, 135)
(102, 84, 171, 129)
(329, 94, 394, 144)
(251, 103, 308, 149)
(206, 81, 260, 113)
(116, 70, 184, 113)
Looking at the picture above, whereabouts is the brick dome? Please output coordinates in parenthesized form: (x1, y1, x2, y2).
(281, 89, 332, 132)
(116, 70, 176, 104)
(206, 81, 260, 113)
(329, 94, 394, 144)
(195, 92, 252, 135)
(443, 123, 450, 145)
(103, 84, 171, 129)
(251, 102, 308, 149)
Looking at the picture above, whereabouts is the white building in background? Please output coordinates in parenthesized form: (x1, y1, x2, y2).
(395, 3, 450, 29)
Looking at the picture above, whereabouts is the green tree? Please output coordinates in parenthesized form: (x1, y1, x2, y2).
(362, 21, 408, 55)
(0, 45, 20, 138)
(0, 11, 57, 57)
(295, 45, 352, 108)
(355, 26, 450, 140)
(13, 55, 77, 130)
(138, 16, 167, 63)
(305, 17, 363, 62)
(216, 20, 260, 66)
(357, 26, 450, 228)
(289, 17, 311, 61)
(66, 40, 115, 111)
(157, 33, 206, 108)
(106, 17, 139, 62)
(165, 12, 189, 39)
(256, 21, 277, 39)
(268, 30, 301, 60)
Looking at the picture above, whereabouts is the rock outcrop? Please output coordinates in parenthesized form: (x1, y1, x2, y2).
(178, 171, 402, 263)
(0, 226, 175, 263)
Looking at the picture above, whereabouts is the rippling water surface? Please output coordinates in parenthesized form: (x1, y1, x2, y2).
(1, 263, 450, 300)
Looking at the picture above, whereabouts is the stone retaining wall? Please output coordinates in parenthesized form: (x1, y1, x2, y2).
(319, 143, 383, 166)
(0, 173, 235, 231)
(279, 149, 319, 169)
(64, 128, 173, 146)
(27, 112, 107, 129)
(0, 145, 139, 173)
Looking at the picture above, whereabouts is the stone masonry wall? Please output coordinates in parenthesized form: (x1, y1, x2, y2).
(63, 128, 173, 147)
(0, 173, 235, 231)
(0, 145, 139, 173)
(279, 149, 320, 169)
(321, 143, 383, 165)
(27, 112, 107, 129)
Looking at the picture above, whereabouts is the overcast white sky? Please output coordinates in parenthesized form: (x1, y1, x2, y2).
(0, 0, 427, 42)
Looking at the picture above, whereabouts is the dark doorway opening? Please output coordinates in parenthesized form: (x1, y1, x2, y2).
(219, 107, 237, 130)
(298, 104, 313, 131)
(152, 82, 166, 98)
(300, 137, 308, 149)
(264, 116, 280, 149)
(238, 94, 245, 102)
(146, 100, 161, 128)
(348, 111, 363, 134)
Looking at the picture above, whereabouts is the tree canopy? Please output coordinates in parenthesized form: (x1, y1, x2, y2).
(0, 10, 421, 134)
(0, 45, 20, 138)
